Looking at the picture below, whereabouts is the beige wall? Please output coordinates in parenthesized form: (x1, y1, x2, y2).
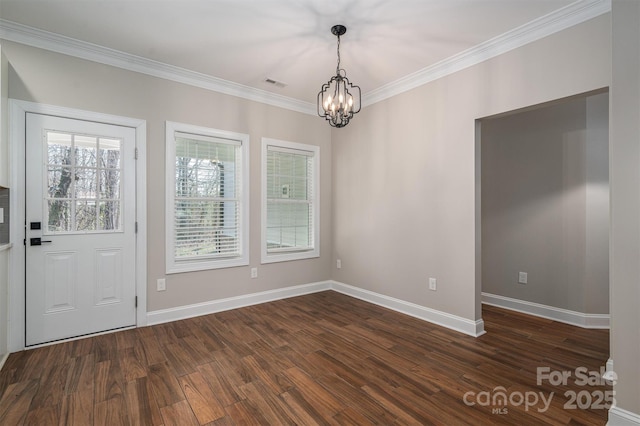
(0, 46, 8, 187)
(481, 92, 609, 314)
(2, 41, 332, 312)
(0, 45, 9, 360)
(610, 0, 640, 416)
(331, 15, 611, 321)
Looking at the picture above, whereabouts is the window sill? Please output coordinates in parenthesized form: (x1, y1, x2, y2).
(261, 249, 319, 264)
(0, 243, 12, 252)
(166, 256, 249, 274)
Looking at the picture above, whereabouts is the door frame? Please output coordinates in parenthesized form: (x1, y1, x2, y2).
(8, 99, 147, 351)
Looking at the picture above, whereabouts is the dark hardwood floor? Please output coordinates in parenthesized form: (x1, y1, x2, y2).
(0, 291, 610, 425)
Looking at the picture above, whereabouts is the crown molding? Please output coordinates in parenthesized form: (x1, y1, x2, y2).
(363, 0, 611, 106)
(0, 18, 316, 115)
(0, 0, 610, 113)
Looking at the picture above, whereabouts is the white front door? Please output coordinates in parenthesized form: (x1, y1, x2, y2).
(25, 113, 137, 346)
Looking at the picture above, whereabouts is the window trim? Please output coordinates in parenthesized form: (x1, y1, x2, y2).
(261, 137, 320, 264)
(166, 121, 250, 273)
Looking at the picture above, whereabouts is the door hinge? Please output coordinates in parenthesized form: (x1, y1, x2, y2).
(135, 222, 138, 233)
(135, 296, 138, 308)
(134, 147, 138, 160)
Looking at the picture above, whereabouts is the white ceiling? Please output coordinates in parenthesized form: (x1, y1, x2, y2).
(0, 0, 602, 107)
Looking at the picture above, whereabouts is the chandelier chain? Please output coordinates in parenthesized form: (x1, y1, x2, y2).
(336, 35, 341, 75)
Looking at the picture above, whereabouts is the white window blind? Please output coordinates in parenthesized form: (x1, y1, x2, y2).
(167, 122, 249, 273)
(262, 138, 319, 263)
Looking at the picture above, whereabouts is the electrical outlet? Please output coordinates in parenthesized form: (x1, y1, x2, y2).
(429, 277, 437, 291)
(251, 267, 258, 278)
(157, 278, 166, 291)
(336, 259, 342, 269)
(518, 272, 528, 284)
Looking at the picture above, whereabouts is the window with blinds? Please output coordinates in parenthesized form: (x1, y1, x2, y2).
(166, 122, 249, 273)
(261, 138, 319, 263)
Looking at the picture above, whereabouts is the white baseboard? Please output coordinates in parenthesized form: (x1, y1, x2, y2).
(608, 406, 640, 426)
(147, 279, 485, 337)
(331, 281, 485, 337)
(482, 292, 609, 329)
(147, 281, 332, 326)
(0, 352, 9, 371)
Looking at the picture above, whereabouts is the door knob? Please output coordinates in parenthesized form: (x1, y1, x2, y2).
(30, 237, 52, 246)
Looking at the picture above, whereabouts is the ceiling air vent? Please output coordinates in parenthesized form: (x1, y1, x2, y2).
(264, 78, 287, 88)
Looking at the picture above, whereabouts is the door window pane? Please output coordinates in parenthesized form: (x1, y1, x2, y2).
(76, 201, 97, 231)
(48, 167, 73, 198)
(74, 135, 97, 167)
(99, 138, 121, 169)
(99, 169, 121, 199)
(47, 200, 72, 232)
(99, 201, 120, 230)
(44, 131, 123, 234)
(47, 132, 72, 165)
(74, 168, 97, 198)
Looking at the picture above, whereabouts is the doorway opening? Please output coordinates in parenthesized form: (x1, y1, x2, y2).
(477, 89, 610, 329)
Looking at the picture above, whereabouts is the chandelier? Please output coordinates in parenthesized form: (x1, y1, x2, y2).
(317, 25, 361, 128)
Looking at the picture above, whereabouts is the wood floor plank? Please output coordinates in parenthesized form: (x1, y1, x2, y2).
(0, 291, 610, 425)
(160, 399, 200, 426)
(280, 387, 325, 425)
(16, 346, 50, 382)
(59, 388, 93, 426)
(23, 404, 61, 426)
(69, 337, 94, 359)
(148, 362, 185, 408)
(240, 353, 293, 394)
(331, 406, 376, 426)
(92, 333, 118, 364)
(239, 380, 295, 424)
(178, 371, 225, 424)
(28, 361, 68, 409)
(123, 377, 163, 426)
(0, 379, 39, 425)
(196, 360, 244, 408)
(135, 336, 166, 368)
(118, 346, 148, 383)
(94, 360, 125, 404)
(181, 335, 215, 366)
(64, 353, 95, 395)
(187, 320, 228, 353)
(94, 394, 129, 426)
(224, 399, 270, 424)
(360, 383, 426, 424)
(115, 329, 137, 350)
(316, 373, 395, 424)
(163, 342, 199, 377)
(282, 366, 345, 420)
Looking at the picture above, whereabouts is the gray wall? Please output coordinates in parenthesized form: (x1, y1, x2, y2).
(481, 93, 609, 314)
(610, 0, 640, 415)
